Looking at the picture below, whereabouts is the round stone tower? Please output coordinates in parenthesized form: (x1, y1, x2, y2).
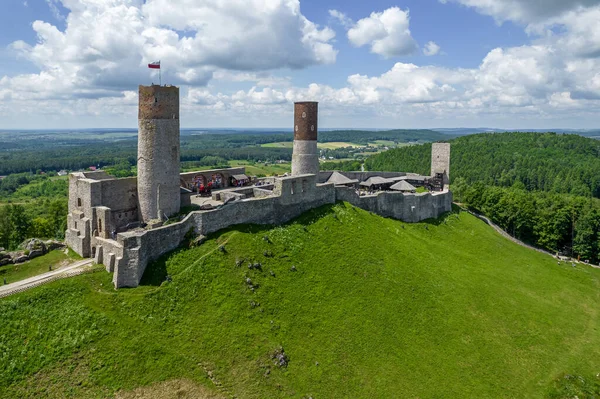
(137, 85, 180, 222)
(291, 101, 319, 176)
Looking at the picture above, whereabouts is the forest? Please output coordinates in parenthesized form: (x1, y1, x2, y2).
(367, 132, 600, 261)
(0, 173, 67, 250)
(0, 129, 444, 175)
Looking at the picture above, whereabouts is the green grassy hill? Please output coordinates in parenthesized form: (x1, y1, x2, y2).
(1, 203, 600, 398)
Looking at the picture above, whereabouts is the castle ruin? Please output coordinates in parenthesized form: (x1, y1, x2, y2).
(66, 85, 452, 289)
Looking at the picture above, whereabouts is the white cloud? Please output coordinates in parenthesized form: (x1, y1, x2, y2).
(440, 0, 600, 25)
(423, 41, 441, 56)
(329, 9, 353, 28)
(2, 0, 337, 103)
(347, 7, 418, 58)
(3, 0, 600, 128)
(44, 0, 65, 20)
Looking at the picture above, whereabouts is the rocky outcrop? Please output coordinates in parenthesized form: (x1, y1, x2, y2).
(0, 239, 66, 265)
(0, 252, 11, 266)
(45, 240, 66, 251)
(14, 255, 29, 264)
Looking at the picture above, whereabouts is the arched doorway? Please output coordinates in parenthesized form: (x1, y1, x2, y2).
(193, 175, 207, 192)
(211, 173, 224, 189)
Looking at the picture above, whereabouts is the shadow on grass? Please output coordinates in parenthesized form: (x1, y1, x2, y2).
(421, 203, 462, 226)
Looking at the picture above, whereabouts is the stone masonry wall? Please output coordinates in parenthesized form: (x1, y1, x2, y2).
(335, 186, 453, 222)
(111, 174, 452, 288)
(431, 143, 451, 187)
(113, 175, 336, 288)
(138, 85, 181, 222)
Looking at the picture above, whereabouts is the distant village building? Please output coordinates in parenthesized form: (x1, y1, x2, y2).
(57, 170, 68, 176)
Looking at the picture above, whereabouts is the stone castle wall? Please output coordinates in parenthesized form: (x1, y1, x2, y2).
(335, 187, 452, 222)
(180, 167, 246, 190)
(112, 174, 336, 287)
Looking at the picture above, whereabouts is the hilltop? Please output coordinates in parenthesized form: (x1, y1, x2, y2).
(1, 203, 600, 398)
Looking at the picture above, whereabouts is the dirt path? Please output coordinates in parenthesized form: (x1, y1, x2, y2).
(0, 259, 95, 298)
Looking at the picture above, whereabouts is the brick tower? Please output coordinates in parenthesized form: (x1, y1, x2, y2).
(291, 101, 319, 176)
(137, 85, 180, 222)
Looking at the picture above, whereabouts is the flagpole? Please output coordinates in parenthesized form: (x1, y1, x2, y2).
(159, 60, 162, 86)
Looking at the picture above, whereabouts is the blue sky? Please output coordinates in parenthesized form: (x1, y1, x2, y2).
(1, 0, 599, 129)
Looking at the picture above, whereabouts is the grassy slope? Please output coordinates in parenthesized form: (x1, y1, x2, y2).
(1, 204, 600, 398)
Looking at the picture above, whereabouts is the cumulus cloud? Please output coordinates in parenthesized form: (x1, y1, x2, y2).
(439, 0, 600, 25)
(2, 0, 337, 103)
(3, 0, 600, 128)
(423, 41, 441, 56)
(347, 7, 418, 58)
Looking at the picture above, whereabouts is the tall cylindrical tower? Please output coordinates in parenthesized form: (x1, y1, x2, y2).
(137, 85, 180, 222)
(291, 101, 319, 176)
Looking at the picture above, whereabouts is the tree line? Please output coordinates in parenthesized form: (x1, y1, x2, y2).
(366, 132, 600, 198)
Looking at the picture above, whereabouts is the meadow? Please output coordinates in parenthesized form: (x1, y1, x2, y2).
(1, 204, 599, 398)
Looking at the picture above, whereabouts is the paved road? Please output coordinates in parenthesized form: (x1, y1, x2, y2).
(0, 259, 95, 298)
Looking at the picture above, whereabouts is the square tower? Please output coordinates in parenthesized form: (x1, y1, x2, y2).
(431, 143, 451, 189)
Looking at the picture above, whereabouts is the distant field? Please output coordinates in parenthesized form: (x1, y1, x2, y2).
(261, 142, 294, 148)
(229, 160, 291, 176)
(318, 142, 361, 149)
(261, 142, 361, 149)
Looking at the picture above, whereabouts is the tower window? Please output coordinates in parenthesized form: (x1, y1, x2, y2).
(77, 198, 82, 207)
(154, 97, 158, 103)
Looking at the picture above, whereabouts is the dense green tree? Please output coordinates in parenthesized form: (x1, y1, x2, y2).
(573, 209, 599, 261)
(8, 205, 30, 248)
(0, 207, 9, 250)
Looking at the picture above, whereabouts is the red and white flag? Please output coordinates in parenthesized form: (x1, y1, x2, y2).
(148, 61, 160, 69)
